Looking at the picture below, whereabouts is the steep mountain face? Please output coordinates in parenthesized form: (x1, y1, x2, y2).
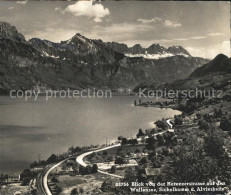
(105, 42, 191, 59)
(167, 46, 191, 56)
(158, 54, 231, 92)
(190, 54, 231, 77)
(0, 21, 208, 93)
(0, 22, 25, 41)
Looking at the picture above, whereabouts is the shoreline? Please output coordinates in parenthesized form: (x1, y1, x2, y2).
(0, 101, 180, 176)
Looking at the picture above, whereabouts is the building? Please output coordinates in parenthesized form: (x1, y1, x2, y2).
(5, 175, 20, 183)
(145, 168, 161, 179)
(30, 167, 44, 173)
(167, 129, 175, 133)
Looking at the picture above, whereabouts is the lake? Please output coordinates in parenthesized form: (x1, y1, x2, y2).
(0, 96, 181, 174)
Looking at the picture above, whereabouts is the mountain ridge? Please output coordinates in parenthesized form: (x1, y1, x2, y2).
(0, 21, 208, 93)
(190, 54, 231, 77)
(105, 42, 191, 59)
(160, 54, 231, 92)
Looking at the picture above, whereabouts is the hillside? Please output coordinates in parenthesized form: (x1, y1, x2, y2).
(169, 54, 231, 91)
(190, 54, 231, 77)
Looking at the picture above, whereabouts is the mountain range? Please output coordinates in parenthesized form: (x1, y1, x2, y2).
(0, 21, 209, 93)
(105, 42, 191, 59)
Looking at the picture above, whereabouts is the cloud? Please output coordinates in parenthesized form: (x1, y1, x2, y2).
(186, 41, 230, 59)
(164, 20, 181, 28)
(137, 17, 181, 28)
(190, 36, 207, 40)
(137, 17, 162, 24)
(25, 28, 79, 43)
(175, 34, 223, 42)
(65, 1, 110, 23)
(16, 0, 28, 5)
(94, 17, 102, 23)
(55, 7, 60, 12)
(207, 32, 224, 37)
(173, 38, 189, 41)
(103, 23, 153, 34)
(8, 6, 14, 10)
(88, 23, 156, 43)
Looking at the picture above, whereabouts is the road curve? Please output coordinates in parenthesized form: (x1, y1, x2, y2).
(166, 118, 173, 129)
(42, 120, 172, 194)
(43, 159, 67, 195)
(76, 128, 171, 179)
(76, 143, 123, 178)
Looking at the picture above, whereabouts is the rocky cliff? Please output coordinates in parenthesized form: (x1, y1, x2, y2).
(0, 21, 208, 93)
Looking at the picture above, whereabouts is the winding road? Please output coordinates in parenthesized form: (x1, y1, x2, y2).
(166, 118, 173, 128)
(76, 143, 123, 178)
(42, 159, 67, 195)
(41, 119, 173, 195)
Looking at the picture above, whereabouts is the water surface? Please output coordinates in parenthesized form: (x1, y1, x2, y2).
(0, 96, 180, 174)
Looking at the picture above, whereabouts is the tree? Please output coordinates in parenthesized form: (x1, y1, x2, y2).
(53, 185, 62, 194)
(145, 137, 157, 150)
(30, 161, 38, 168)
(196, 113, 202, 120)
(135, 148, 141, 153)
(79, 165, 92, 175)
(115, 156, 126, 165)
(198, 119, 211, 131)
(156, 134, 164, 146)
(155, 120, 168, 130)
(0, 174, 8, 182)
(204, 129, 225, 159)
(172, 142, 217, 182)
(214, 108, 223, 118)
(68, 146, 75, 155)
(111, 165, 116, 173)
(153, 159, 162, 168)
(79, 187, 84, 194)
(117, 151, 126, 158)
(72, 163, 79, 175)
(137, 167, 147, 182)
(136, 129, 145, 138)
(31, 189, 38, 195)
(174, 115, 183, 126)
(121, 138, 128, 145)
(46, 154, 58, 164)
(128, 139, 138, 145)
(92, 164, 98, 173)
(61, 164, 67, 171)
(20, 169, 32, 180)
(101, 181, 113, 192)
(74, 146, 82, 153)
(124, 167, 136, 183)
(70, 188, 78, 195)
(107, 155, 113, 162)
(85, 165, 92, 174)
(163, 133, 175, 146)
(139, 157, 147, 165)
(22, 177, 31, 186)
(51, 176, 58, 183)
(220, 118, 231, 131)
(148, 151, 156, 160)
(162, 147, 169, 156)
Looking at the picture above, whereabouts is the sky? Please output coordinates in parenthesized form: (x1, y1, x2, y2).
(0, 1, 230, 59)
